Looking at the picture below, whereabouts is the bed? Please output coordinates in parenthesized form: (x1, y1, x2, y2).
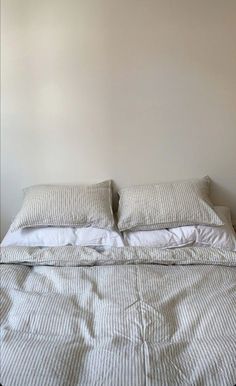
(1, 178, 236, 386)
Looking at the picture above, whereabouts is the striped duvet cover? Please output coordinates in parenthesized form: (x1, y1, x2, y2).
(1, 246, 236, 386)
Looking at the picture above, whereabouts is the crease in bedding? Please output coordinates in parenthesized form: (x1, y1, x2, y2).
(1, 246, 236, 386)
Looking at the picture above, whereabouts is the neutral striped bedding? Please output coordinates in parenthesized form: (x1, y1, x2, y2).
(10, 181, 115, 231)
(117, 177, 223, 231)
(1, 246, 236, 386)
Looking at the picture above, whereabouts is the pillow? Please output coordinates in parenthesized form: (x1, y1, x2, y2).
(123, 226, 195, 248)
(1, 227, 124, 248)
(123, 206, 236, 251)
(10, 181, 115, 231)
(195, 206, 236, 251)
(117, 176, 223, 231)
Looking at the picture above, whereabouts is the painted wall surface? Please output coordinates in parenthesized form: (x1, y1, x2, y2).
(1, 0, 236, 238)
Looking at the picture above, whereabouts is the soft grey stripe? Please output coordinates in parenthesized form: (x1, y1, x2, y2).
(10, 180, 115, 231)
(1, 246, 236, 385)
(1, 245, 236, 266)
(117, 176, 223, 231)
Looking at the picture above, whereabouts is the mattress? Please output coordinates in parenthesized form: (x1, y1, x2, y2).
(1, 246, 236, 386)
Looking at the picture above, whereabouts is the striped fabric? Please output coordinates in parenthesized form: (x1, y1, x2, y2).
(1, 245, 236, 266)
(117, 176, 223, 231)
(10, 181, 115, 231)
(1, 246, 236, 386)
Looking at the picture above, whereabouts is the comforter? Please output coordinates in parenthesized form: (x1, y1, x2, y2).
(1, 246, 236, 386)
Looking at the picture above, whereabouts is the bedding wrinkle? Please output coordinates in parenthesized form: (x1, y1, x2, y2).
(0, 290, 13, 326)
(1, 246, 236, 385)
(81, 270, 104, 301)
(6, 290, 96, 343)
(133, 266, 190, 383)
(160, 353, 191, 385)
(135, 265, 148, 385)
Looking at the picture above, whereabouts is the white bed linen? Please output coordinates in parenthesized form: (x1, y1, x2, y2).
(1, 226, 124, 248)
(124, 206, 236, 251)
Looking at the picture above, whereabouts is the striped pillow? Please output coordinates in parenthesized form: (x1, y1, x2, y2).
(117, 177, 223, 231)
(10, 181, 115, 231)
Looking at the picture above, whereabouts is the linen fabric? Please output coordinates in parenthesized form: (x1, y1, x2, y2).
(1, 226, 124, 248)
(118, 176, 223, 231)
(124, 206, 236, 251)
(10, 181, 115, 231)
(1, 245, 236, 386)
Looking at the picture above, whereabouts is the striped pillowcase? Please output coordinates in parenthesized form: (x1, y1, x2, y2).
(117, 177, 223, 231)
(10, 181, 115, 231)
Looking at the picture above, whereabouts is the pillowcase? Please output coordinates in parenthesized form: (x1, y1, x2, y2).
(195, 206, 236, 251)
(123, 226, 195, 248)
(1, 227, 124, 248)
(10, 181, 115, 231)
(123, 206, 236, 251)
(117, 176, 223, 231)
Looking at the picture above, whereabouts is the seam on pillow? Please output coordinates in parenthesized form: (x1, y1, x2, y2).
(119, 219, 224, 232)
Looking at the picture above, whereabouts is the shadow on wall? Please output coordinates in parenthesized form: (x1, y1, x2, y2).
(211, 180, 236, 224)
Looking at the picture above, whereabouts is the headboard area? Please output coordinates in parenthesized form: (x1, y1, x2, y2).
(1, 0, 236, 239)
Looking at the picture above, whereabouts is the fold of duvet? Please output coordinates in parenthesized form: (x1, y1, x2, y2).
(1, 246, 236, 386)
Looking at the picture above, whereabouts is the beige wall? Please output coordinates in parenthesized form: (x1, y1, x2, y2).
(1, 0, 236, 238)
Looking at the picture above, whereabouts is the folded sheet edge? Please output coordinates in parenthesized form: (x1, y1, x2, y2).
(1, 246, 236, 267)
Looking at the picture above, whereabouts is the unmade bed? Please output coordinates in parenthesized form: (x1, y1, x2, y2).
(1, 178, 236, 385)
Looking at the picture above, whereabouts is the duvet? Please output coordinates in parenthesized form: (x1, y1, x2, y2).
(1, 246, 236, 386)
